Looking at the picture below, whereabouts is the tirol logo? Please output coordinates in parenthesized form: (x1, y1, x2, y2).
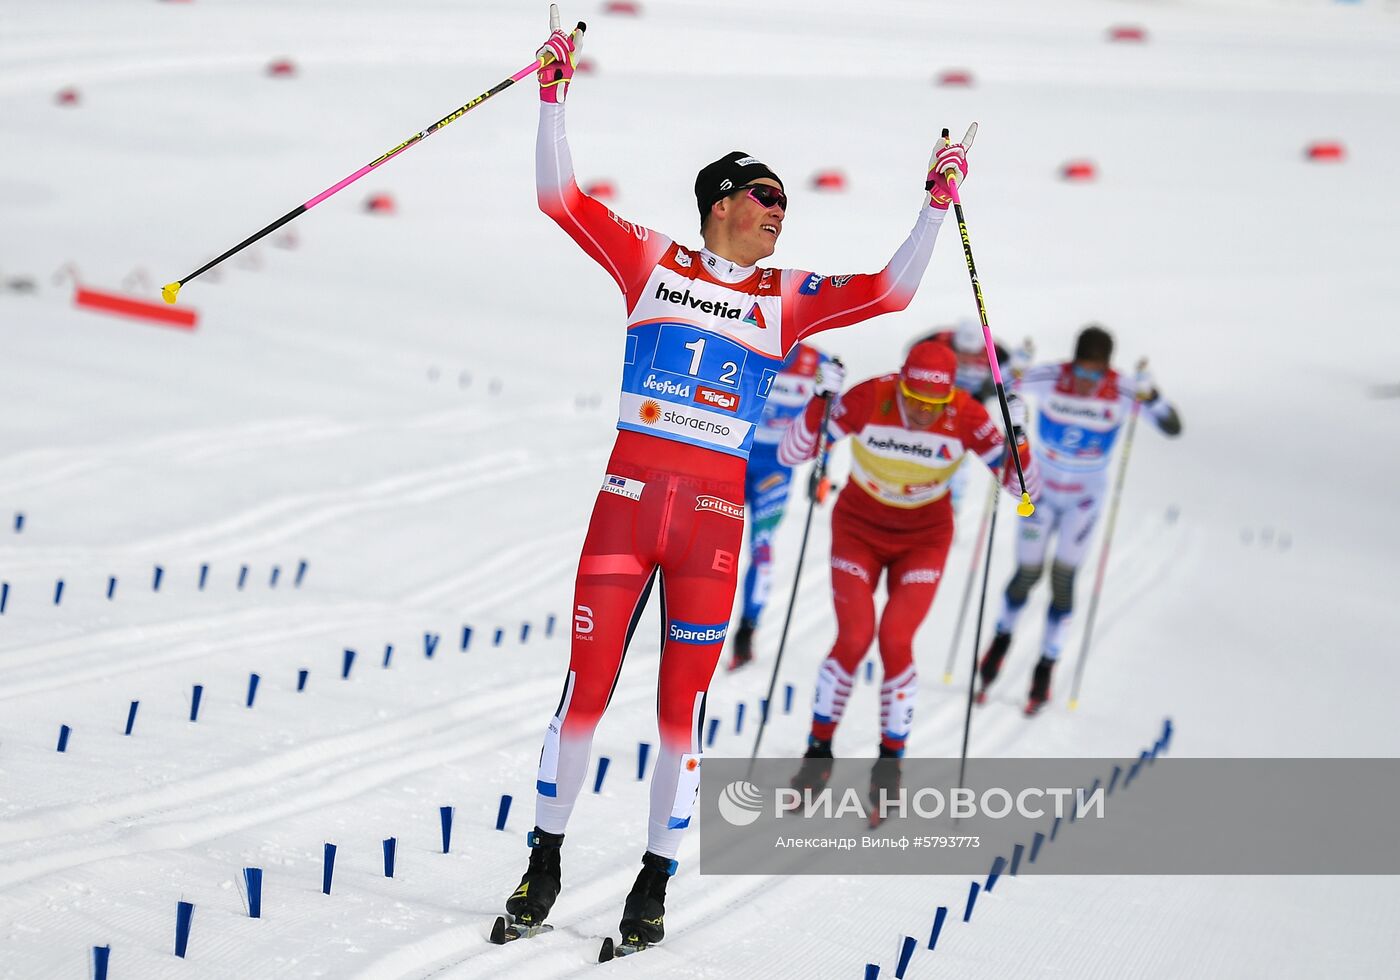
(743, 303, 768, 330)
(644, 374, 692, 397)
(696, 495, 744, 521)
(638, 399, 663, 425)
(718, 780, 765, 826)
(695, 386, 740, 412)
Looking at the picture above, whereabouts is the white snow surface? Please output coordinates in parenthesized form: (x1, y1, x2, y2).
(3, 0, 1399, 977)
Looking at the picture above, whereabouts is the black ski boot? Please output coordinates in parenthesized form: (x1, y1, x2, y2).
(1025, 656, 1055, 716)
(790, 737, 834, 795)
(867, 746, 903, 828)
(977, 631, 1013, 703)
(728, 618, 757, 670)
(503, 828, 563, 929)
(618, 851, 676, 948)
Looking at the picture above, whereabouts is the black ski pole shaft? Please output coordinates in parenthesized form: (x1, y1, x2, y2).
(747, 390, 839, 778)
(161, 23, 585, 305)
(1068, 360, 1147, 710)
(942, 475, 998, 684)
(938, 125, 1033, 519)
(957, 467, 1004, 789)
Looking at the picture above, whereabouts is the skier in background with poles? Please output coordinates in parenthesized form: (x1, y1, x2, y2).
(779, 340, 1038, 809)
(498, 5, 972, 958)
(977, 325, 1182, 715)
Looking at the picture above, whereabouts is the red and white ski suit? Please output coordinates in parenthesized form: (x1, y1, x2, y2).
(779, 376, 1036, 754)
(531, 101, 950, 856)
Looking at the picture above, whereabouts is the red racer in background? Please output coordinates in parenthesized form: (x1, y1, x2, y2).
(779, 341, 1039, 810)
(498, 6, 972, 952)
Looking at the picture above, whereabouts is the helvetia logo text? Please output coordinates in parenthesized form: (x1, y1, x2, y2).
(718, 781, 765, 827)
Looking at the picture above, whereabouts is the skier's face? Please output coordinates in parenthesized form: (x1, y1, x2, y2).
(723, 177, 785, 260)
(899, 381, 950, 430)
(1071, 359, 1108, 396)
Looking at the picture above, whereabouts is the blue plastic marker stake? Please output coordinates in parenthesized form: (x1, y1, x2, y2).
(496, 795, 512, 831)
(594, 756, 611, 793)
(865, 966, 880, 980)
(383, 837, 397, 878)
(322, 843, 337, 894)
(246, 673, 260, 708)
(13, 512, 23, 532)
(493, 628, 503, 647)
(461, 626, 472, 651)
(784, 683, 795, 713)
(963, 880, 980, 921)
(53, 579, 64, 605)
(153, 565, 163, 591)
(295, 559, 308, 587)
(0, 581, 8, 614)
(520, 622, 530, 643)
(546, 614, 556, 637)
(57, 724, 71, 752)
(706, 717, 720, 747)
(759, 698, 769, 723)
(297, 669, 308, 692)
(440, 806, 454, 853)
(382, 644, 393, 668)
(199, 563, 209, 590)
(424, 633, 439, 658)
(1051, 815, 1062, 842)
(341, 649, 355, 679)
(1108, 765, 1122, 795)
(92, 945, 111, 980)
(175, 900, 194, 957)
(237, 565, 248, 590)
(927, 906, 948, 950)
(895, 935, 917, 978)
(1127, 760, 1142, 787)
(124, 701, 139, 736)
(735, 702, 746, 734)
(865, 660, 875, 682)
(243, 867, 263, 918)
(1162, 717, 1173, 751)
(269, 565, 280, 588)
(107, 576, 117, 600)
(986, 855, 1006, 893)
(1030, 831, 1045, 863)
(637, 742, 652, 780)
(190, 684, 203, 722)
(1010, 842, 1024, 876)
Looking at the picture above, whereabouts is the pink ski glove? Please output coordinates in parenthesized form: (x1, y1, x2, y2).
(537, 5, 581, 104)
(925, 138, 970, 210)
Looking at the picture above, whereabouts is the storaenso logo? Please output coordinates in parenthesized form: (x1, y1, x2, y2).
(664, 409, 730, 437)
(655, 282, 743, 319)
(643, 374, 692, 397)
(866, 436, 934, 458)
(1048, 397, 1109, 420)
(668, 620, 728, 644)
(718, 781, 765, 827)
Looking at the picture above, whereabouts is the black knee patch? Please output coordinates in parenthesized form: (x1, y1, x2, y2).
(1050, 561, 1076, 615)
(1005, 563, 1043, 605)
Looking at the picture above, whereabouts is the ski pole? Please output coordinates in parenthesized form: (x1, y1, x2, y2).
(162, 19, 585, 305)
(747, 382, 841, 776)
(956, 455, 1016, 789)
(939, 125, 1034, 518)
(942, 474, 998, 684)
(1068, 359, 1148, 710)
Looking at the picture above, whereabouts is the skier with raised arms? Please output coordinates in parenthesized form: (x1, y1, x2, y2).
(977, 324, 1182, 715)
(497, 5, 973, 956)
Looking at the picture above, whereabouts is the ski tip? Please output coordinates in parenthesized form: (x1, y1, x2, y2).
(598, 937, 615, 963)
(161, 281, 181, 305)
(963, 122, 978, 150)
(941, 672, 953, 685)
(1016, 493, 1035, 518)
(489, 916, 507, 945)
